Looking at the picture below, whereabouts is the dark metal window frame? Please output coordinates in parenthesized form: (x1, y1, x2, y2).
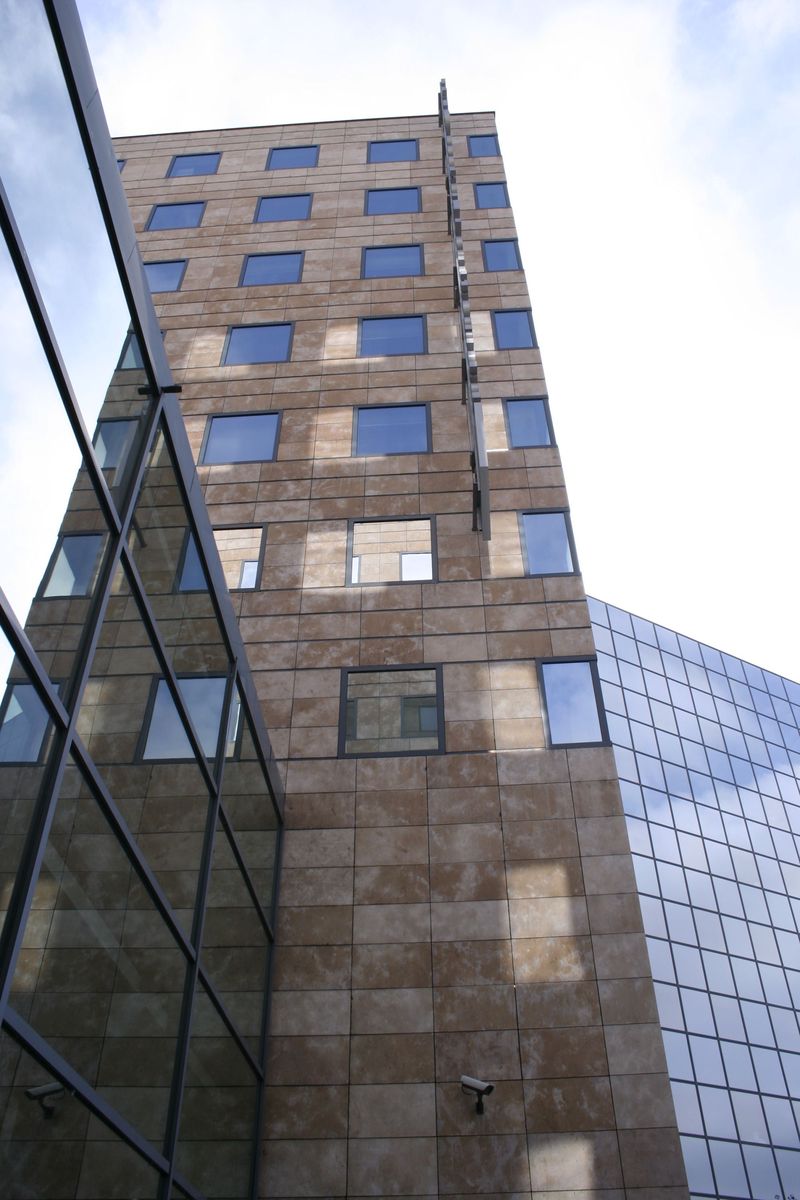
(143, 257, 188, 292)
(266, 144, 320, 170)
(346, 515, 438, 586)
(145, 200, 206, 231)
(364, 186, 422, 216)
(357, 314, 428, 358)
(502, 396, 555, 449)
(135, 671, 243, 763)
(200, 410, 283, 465)
(537, 656, 611, 749)
(473, 181, 509, 209)
(338, 663, 445, 758)
(254, 193, 313, 223)
(352, 403, 432, 457)
(367, 138, 420, 163)
(0, 679, 58, 766)
(361, 243, 425, 279)
(518, 508, 580, 578)
(36, 529, 107, 600)
(491, 308, 538, 350)
(212, 522, 268, 591)
(481, 238, 522, 272)
(221, 322, 295, 366)
(468, 133, 501, 157)
(166, 151, 221, 178)
(239, 250, 305, 287)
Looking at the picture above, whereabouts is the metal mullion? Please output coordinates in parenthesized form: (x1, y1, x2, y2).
(193, 964, 263, 1079)
(216, 803, 275, 941)
(0, 586, 70, 729)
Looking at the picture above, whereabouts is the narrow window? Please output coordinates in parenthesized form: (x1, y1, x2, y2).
(94, 419, 138, 473)
(540, 660, 607, 746)
(118, 332, 144, 369)
(365, 187, 421, 215)
(0, 684, 51, 763)
(362, 245, 423, 278)
(521, 511, 576, 575)
(368, 139, 418, 163)
(146, 202, 205, 231)
(201, 413, 280, 465)
(504, 398, 553, 448)
(482, 240, 520, 272)
(341, 667, 443, 756)
(177, 534, 207, 592)
(255, 194, 312, 222)
(468, 134, 500, 157)
(143, 259, 187, 292)
(354, 405, 429, 456)
(116, 158, 126, 172)
(142, 676, 235, 760)
(474, 182, 509, 209)
(359, 316, 425, 357)
(167, 152, 220, 177)
(241, 252, 303, 285)
(349, 519, 434, 584)
(492, 309, 537, 350)
(267, 145, 319, 169)
(222, 323, 293, 364)
(42, 534, 104, 598)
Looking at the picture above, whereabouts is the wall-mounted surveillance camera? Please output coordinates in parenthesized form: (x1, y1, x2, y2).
(25, 1081, 66, 1118)
(460, 1074, 494, 1114)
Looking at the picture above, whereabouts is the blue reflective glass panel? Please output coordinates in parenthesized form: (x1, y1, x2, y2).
(541, 660, 605, 745)
(267, 145, 319, 169)
(368, 139, 418, 162)
(146, 202, 205, 230)
(475, 182, 509, 208)
(483, 239, 521, 271)
(178, 535, 206, 591)
(355, 406, 428, 456)
(94, 419, 137, 470)
(255, 194, 312, 222)
(223, 324, 292, 364)
(469, 134, 500, 156)
(493, 309, 536, 349)
(359, 316, 425, 357)
(0, 684, 50, 763)
(521, 512, 574, 575)
(143, 259, 186, 292)
(362, 245, 423, 278)
(505, 398, 551, 447)
(143, 677, 227, 759)
(241, 253, 303, 285)
(43, 534, 104, 598)
(202, 414, 280, 464)
(365, 187, 420, 214)
(168, 152, 220, 177)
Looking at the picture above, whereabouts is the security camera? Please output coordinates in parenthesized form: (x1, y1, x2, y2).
(25, 1082, 65, 1118)
(460, 1075, 494, 1114)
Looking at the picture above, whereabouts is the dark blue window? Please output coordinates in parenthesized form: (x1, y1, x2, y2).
(255, 194, 312, 222)
(362, 245, 423, 278)
(143, 260, 187, 292)
(94, 419, 137, 471)
(474, 182, 509, 209)
(201, 413, 280, 464)
(146, 202, 205, 231)
(521, 511, 575, 575)
(116, 158, 125, 172)
(365, 187, 421, 215)
(43, 534, 104, 598)
(359, 316, 425, 357)
(178, 535, 206, 592)
(167, 153, 220, 177)
(223, 324, 293, 364)
(355, 406, 429, 456)
(0, 684, 51, 763)
(505, 398, 552, 447)
(493, 309, 536, 349)
(368, 139, 418, 163)
(143, 677, 228, 760)
(118, 332, 144, 369)
(469, 134, 500, 157)
(482, 240, 520, 271)
(267, 145, 319, 169)
(241, 252, 303, 285)
(541, 660, 606, 746)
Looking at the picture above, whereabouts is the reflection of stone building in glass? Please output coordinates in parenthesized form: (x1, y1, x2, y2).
(590, 598, 800, 1199)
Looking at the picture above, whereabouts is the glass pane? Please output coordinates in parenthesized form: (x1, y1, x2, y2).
(178, 535, 206, 592)
(356, 406, 428, 455)
(0, 682, 53, 764)
(475, 182, 508, 208)
(351, 519, 432, 584)
(42, 534, 105, 598)
(469, 134, 500, 156)
(484, 240, 520, 271)
(360, 316, 425, 357)
(541, 660, 605, 746)
(223, 324, 292, 365)
(366, 188, 420, 214)
(213, 528, 264, 590)
(147, 203, 204, 231)
(494, 310, 535, 349)
(94, 419, 138, 485)
(268, 145, 318, 168)
(241, 253, 302, 285)
(363, 245, 423, 278)
(168, 153, 219, 177)
(522, 512, 574, 575)
(142, 677, 230, 761)
(368, 139, 417, 162)
(255, 194, 311, 222)
(506, 398, 551, 447)
(202, 414, 280, 464)
(143, 260, 186, 292)
(345, 668, 440, 755)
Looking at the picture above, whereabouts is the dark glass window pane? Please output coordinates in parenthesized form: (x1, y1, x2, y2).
(116, 157, 125, 171)
(143, 259, 186, 292)
(475, 182, 509, 208)
(119, 332, 144, 368)
(223, 324, 292, 364)
(368, 139, 418, 162)
(168, 152, 220, 177)
(94, 419, 137, 470)
(541, 660, 605, 745)
(360, 316, 425, 357)
(365, 187, 420, 215)
(344, 668, 440, 755)
(255, 193, 312, 222)
(178, 535, 206, 591)
(506, 398, 551, 447)
(241, 252, 303, 285)
(363, 245, 423, 278)
(522, 511, 574, 575)
(143, 676, 229, 760)
(483, 239, 520, 271)
(267, 145, 319, 169)
(43, 533, 103, 597)
(0, 683, 50, 763)
(355, 405, 428, 456)
(493, 309, 536, 349)
(202, 413, 280, 464)
(469, 134, 500, 156)
(147, 202, 205, 230)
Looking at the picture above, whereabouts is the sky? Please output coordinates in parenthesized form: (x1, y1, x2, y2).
(20, 0, 800, 679)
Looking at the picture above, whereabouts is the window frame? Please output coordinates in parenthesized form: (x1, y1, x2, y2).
(93, 416, 141, 472)
(254, 193, 313, 223)
(145, 200, 206, 231)
(481, 239, 522, 273)
(474, 181, 509, 209)
(137, 673, 241, 763)
(221, 322, 294, 365)
(200, 411, 283, 465)
(537, 657, 610, 749)
(212, 522, 268, 592)
(364, 186, 422, 216)
(352, 403, 431, 458)
(38, 532, 105, 600)
(361, 243, 424, 279)
(357, 314, 427, 358)
(143, 258, 188, 293)
(367, 138, 420, 163)
(0, 681, 56, 766)
(338, 663, 445, 758)
(346, 516, 437, 586)
(239, 251, 305, 287)
(166, 152, 221, 178)
(116, 330, 144, 370)
(502, 397, 555, 449)
(518, 508, 579, 577)
(468, 133, 501, 157)
(266, 144, 320, 170)
(491, 308, 538, 351)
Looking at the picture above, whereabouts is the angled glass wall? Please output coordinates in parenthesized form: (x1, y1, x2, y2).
(590, 597, 800, 1200)
(0, 4, 283, 1198)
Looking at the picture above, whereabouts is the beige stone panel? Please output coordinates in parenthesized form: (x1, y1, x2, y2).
(433, 985, 517, 1032)
(604, 1025, 668, 1076)
(269, 991, 350, 1036)
(520, 1027, 607, 1079)
(512, 935, 595, 984)
(356, 755, 427, 790)
(355, 790, 428, 827)
(524, 1076, 614, 1133)
(426, 752, 500, 789)
(262, 1085, 348, 1140)
(428, 786, 500, 825)
(515, 981, 601, 1030)
(271, 946, 351, 992)
(610, 1073, 678, 1129)
(350, 988, 433, 1034)
(353, 902, 430, 944)
(509, 897, 590, 939)
(431, 900, 510, 942)
(499, 783, 573, 822)
(349, 1083, 436, 1138)
(597, 977, 659, 1026)
(430, 861, 507, 903)
(571, 779, 624, 818)
(581, 854, 638, 896)
(617, 1129, 689, 1189)
(435, 1028, 521, 1081)
(505, 859, 584, 899)
(354, 864, 430, 905)
(281, 828, 354, 868)
(260, 1137, 347, 1197)
(432, 939, 514, 987)
(266, 1035, 349, 1085)
(587, 893, 644, 935)
(350, 1033, 434, 1084)
(354, 826, 429, 866)
(279, 867, 354, 907)
(347, 1137, 438, 1197)
(577, 816, 632, 857)
(527, 1131, 623, 1190)
(438, 1134, 532, 1194)
(435, 1079, 526, 1136)
(503, 820, 579, 861)
(592, 933, 652, 979)
(429, 823, 504, 864)
(277, 906, 352, 946)
(352, 943, 432, 990)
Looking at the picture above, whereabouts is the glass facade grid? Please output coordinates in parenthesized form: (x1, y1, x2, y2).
(590, 596, 800, 1199)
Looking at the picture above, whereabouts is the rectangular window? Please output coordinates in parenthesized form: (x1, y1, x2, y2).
(359, 315, 425, 357)
(349, 519, 434, 584)
(540, 659, 607, 747)
(42, 533, 104, 598)
(368, 139, 419, 163)
(469, 134, 500, 157)
(222, 323, 293, 364)
(340, 666, 443, 756)
(177, 534, 206, 592)
(0, 683, 51, 763)
(492, 309, 537, 350)
(118, 332, 144, 369)
(520, 510, 576, 575)
(146, 202, 205, 231)
(474, 182, 509, 209)
(354, 405, 429, 456)
(255, 194, 312, 222)
(143, 259, 187, 292)
(94, 418, 138, 473)
(241, 252, 303, 285)
(504, 398, 553, 448)
(213, 526, 265, 590)
(482, 239, 521, 271)
(142, 676, 235, 760)
(362, 244, 423, 278)
(201, 413, 280, 464)
(167, 152, 220, 177)
(365, 187, 421, 215)
(267, 145, 319, 169)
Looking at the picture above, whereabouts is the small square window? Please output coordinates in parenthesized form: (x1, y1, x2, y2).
(368, 139, 419, 163)
(201, 413, 280, 464)
(143, 259, 187, 292)
(359, 315, 425, 357)
(267, 145, 319, 169)
(365, 187, 421, 215)
(241, 252, 303, 285)
(520, 510, 576, 575)
(504, 398, 553, 448)
(213, 526, 265, 590)
(222, 323, 293, 364)
(474, 182, 509, 209)
(116, 158, 126, 172)
(341, 666, 443, 756)
(167, 152, 220, 177)
(349, 519, 434, 584)
(469, 134, 500, 157)
(492, 309, 537, 350)
(42, 533, 104, 598)
(142, 676, 235, 760)
(255, 194, 312, 222)
(0, 683, 51, 764)
(146, 202, 205, 231)
(482, 240, 521, 272)
(118, 332, 144, 369)
(540, 659, 607, 746)
(94, 418, 138, 478)
(362, 244, 423, 278)
(354, 405, 429, 456)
